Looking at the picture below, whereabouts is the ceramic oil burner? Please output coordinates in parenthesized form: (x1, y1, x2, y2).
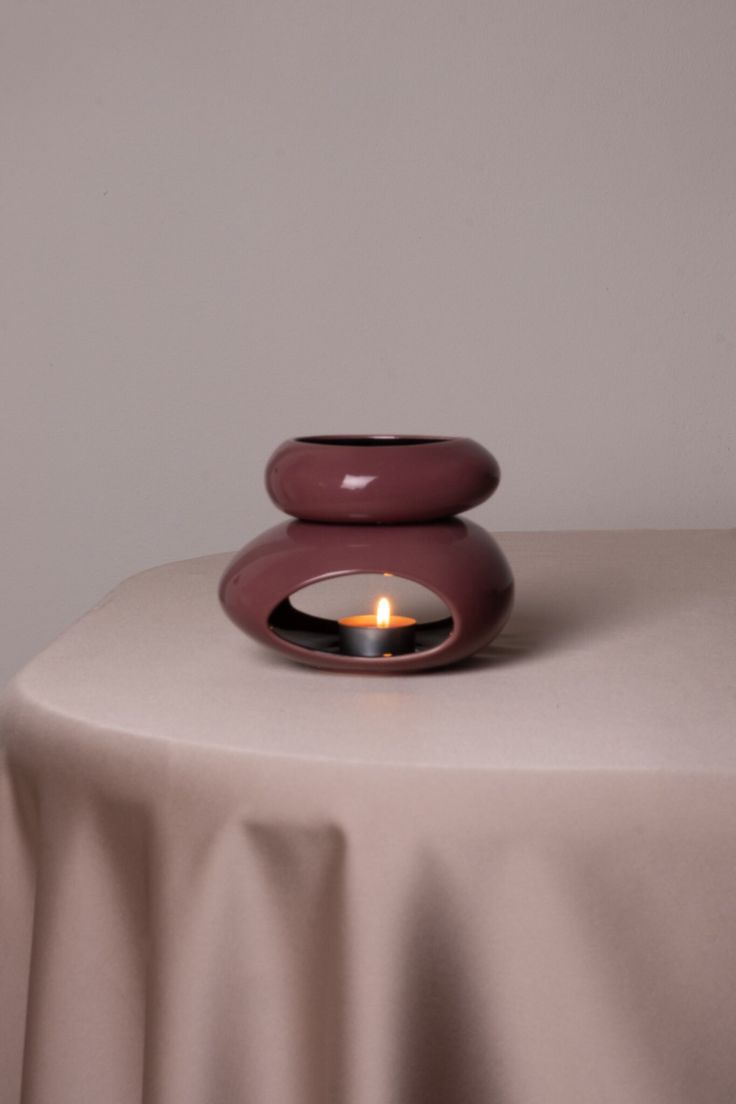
(219, 435, 514, 672)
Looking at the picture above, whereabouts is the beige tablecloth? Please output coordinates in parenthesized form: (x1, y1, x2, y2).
(2, 529, 736, 1104)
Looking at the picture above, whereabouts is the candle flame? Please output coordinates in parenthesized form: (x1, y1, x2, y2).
(376, 596, 391, 628)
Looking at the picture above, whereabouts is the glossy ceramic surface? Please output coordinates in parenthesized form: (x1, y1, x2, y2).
(219, 518, 514, 672)
(265, 435, 500, 523)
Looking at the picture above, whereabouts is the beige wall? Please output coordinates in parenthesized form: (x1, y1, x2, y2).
(2, 0, 735, 684)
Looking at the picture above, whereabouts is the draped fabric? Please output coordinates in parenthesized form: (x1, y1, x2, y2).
(2, 530, 735, 1104)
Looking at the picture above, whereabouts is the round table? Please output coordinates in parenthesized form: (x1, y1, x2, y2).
(2, 529, 736, 1104)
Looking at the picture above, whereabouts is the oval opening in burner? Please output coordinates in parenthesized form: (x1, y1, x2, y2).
(269, 572, 453, 655)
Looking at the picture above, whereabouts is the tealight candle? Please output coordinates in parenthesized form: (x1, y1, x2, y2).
(338, 597, 416, 657)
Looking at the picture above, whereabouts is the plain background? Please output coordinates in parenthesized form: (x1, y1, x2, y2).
(1, 0, 734, 685)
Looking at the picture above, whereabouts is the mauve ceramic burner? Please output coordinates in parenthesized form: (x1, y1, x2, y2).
(219, 435, 514, 672)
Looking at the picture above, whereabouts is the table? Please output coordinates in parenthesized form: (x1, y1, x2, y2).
(2, 529, 736, 1104)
